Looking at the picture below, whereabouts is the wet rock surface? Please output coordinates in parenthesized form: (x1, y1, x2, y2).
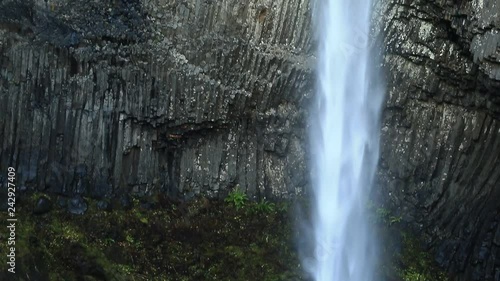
(373, 0, 500, 280)
(96, 200, 112, 211)
(68, 195, 88, 215)
(0, 0, 313, 201)
(33, 195, 52, 214)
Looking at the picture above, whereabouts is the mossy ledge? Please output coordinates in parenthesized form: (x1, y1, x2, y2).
(0, 193, 447, 281)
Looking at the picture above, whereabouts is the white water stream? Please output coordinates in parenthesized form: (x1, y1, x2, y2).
(306, 0, 384, 280)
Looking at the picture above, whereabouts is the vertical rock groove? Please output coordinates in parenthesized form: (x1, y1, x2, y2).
(0, 0, 314, 200)
(374, 0, 500, 279)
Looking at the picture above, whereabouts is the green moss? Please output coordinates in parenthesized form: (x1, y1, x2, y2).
(397, 232, 448, 281)
(367, 200, 449, 281)
(0, 193, 304, 280)
(0, 193, 450, 281)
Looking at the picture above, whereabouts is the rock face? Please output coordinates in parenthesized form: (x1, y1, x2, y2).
(0, 0, 313, 200)
(1, 0, 500, 280)
(373, 0, 500, 280)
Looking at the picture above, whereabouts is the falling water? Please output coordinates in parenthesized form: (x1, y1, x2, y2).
(305, 0, 384, 280)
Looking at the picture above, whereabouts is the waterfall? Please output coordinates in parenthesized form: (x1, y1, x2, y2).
(304, 0, 385, 280)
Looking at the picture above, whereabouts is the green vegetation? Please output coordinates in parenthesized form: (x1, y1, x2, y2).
(368, 202, 403, 226)
(0, 193, 449, 281)
(0, 193, 303, 281)
(224, 187, 248, 210)
(224, 187, 278, 215)
(365, 200, 448, 281)
(377, 207, 403, 226)
(397, 232, 448, 281)
(253, 199, 276, 214)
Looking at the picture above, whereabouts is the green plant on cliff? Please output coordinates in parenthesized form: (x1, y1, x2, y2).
(224, 187, 248, 210)
(369, 203, 403, 226)
(1, 192, 303, 281)
(402, 269, 428, 281)
(253, 199, 276, 214)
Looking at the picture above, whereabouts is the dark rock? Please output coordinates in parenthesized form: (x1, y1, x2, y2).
(372, 0, 500, 278)
(96, 200, 112, 211)
(0, 201, 8, 212)
(67, 196, 88, 215)
(118, 194, 133, 210)
(139, 201, 155, 210)
(75, 164, 87, 178)
(33, 196, 52, 215)
(436, 240, 459, 268)
(90, 177, 112, 199)
(57, 197, 67, 208)
(0, 0, 311, 202)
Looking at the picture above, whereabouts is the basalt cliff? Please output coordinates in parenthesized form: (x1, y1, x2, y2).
(1, 0, 499, 280)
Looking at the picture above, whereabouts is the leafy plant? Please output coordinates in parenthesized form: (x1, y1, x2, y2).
(254, 199, 276, 213)
(376, 207, 391, 220)
(389, 215, 403, 225)
(126, 234, 135, 244)
(104, 238, 116, 245)
(401, 268, 428, 281)
(225, 187, 248, 210)
(372, 206, 403, 225)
